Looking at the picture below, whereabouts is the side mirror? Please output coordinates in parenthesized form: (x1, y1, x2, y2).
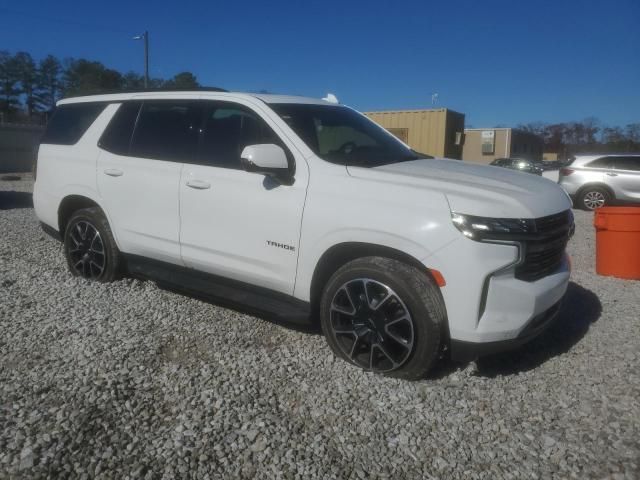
(240, 144, 291, 182)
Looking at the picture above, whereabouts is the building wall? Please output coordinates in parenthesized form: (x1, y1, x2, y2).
(462, 128, 543, 164)
(462, 129, 511, 164)
(364, 108, 465, 159)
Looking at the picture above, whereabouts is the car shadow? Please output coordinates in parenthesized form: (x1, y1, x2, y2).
(451, 281, 601, 378)
(143, 277, 601, 375)
(1, 174, 23, 181)
(0, 191, 33, 210)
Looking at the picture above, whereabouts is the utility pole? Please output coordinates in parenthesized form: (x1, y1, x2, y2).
(133, 31, 149, 88)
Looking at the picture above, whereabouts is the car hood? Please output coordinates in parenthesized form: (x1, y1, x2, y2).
(347, 158, 572, 218)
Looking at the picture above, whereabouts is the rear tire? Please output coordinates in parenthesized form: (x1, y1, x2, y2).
(320, 257, 446, 380)
(63, 207, 121, 282)
(577, 186, 611, 210)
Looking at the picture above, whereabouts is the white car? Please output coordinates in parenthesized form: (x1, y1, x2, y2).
(34, 88, 574, 379)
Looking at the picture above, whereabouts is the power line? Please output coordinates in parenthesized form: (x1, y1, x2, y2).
(0, 7, 134, 35)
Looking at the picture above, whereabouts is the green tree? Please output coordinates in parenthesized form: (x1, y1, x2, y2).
(35, 55, 62, 111)
(0, 51, 20, 114)
(625, 123, 640, 143)
(121, 71, 145, 90)
(121, 72, 164, 90)
(62, 58, 123, 97)
(13, 52, 38, 116)
(163, 71, 200, 89)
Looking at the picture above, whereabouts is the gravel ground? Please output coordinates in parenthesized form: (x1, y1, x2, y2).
(1, 173, 639, 479)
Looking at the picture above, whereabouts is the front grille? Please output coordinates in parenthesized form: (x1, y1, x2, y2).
(515, 210, 573, 281)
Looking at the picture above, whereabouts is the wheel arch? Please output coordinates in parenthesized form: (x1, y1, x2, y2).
(58, 194, 106, 236)
(308, 242, 443, 324)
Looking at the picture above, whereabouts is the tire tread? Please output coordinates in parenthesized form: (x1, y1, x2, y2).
(320, 256, 447, 380)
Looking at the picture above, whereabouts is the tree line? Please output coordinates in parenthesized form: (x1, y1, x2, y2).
(0, 50, 200, 123)
(1, 50, 637, 155)
(517, 118, 640, 156)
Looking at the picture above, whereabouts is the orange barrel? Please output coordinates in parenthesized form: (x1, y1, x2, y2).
(594, 207, 640, 279)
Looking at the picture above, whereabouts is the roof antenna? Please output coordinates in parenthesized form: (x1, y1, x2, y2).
(322, 93, 339, 104)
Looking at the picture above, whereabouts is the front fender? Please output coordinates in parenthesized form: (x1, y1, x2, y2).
(294, 228, 435, 302)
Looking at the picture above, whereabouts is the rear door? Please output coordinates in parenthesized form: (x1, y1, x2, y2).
(583, 156, 608, 184)
(179, 100, 308, 294)
(97, 99, 201, 264)
(609, 156, 640, 202)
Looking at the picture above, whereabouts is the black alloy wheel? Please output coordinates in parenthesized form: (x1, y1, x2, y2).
(63, 207, 121, 282)
(329, 278, 415, 372)
(67, 220, 106, 279)
(321, 256, 446, 380)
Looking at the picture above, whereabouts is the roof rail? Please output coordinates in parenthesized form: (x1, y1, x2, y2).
(64, 86, 228, 99)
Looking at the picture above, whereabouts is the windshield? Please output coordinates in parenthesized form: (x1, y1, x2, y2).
(271, 103, 431, 166)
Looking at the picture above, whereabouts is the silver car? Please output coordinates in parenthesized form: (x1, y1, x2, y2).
(558, 154, 640, 210)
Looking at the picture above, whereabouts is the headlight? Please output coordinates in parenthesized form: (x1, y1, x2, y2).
(451, 212, 535, 241)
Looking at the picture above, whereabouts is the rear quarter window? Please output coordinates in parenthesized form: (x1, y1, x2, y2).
(41, 103, 107, 145)
(98, 102, 142, 155)
(585, 157, 612, 169)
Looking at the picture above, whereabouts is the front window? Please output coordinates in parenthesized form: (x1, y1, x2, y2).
(198, 103, 283, 170)
(271, 104, 429, 166)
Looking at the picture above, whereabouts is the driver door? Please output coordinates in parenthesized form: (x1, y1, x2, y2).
(179, 101, 308, 295)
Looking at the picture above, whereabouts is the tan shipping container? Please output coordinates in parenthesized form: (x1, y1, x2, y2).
(364, 108, 465, 159)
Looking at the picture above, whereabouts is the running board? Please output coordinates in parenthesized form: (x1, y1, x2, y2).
(123, 254, 313, 329)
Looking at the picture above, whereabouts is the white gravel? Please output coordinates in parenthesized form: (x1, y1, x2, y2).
(1, 173, 639, 479)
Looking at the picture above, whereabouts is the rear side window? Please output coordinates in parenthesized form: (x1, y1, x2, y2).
(586, 157, 612, 169)
(130, 101, 202, 162)
(198, 102, 283, 169)
(99, 102, 141, 155)
(41, 103, 106, 145)
(611, 156, 640, 172)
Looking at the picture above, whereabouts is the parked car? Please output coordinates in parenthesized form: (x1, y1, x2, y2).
(558, 154, 640, 210)
(490, 157, 544, 175)
(33, 89, 574, 379)
(542, 159, 572, 170)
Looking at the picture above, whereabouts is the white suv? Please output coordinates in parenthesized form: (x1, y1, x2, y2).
(34, 89, 574, 379)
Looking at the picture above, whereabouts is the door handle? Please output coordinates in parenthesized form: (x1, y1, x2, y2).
(606, 172, 618, 177)
(186, 179, 211, 190)
(104, 168, 124, 177)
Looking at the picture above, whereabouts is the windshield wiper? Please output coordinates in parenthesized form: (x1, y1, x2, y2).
(410, 149, 434, 159)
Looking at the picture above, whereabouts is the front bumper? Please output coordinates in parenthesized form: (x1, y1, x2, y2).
(427, 232, 571, 343)
(449, 299, 562, 362)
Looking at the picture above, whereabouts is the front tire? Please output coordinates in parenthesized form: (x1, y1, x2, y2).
(320, 257, 446, 380)
(63, 207, 121, 282)
(578, 186, 611, 210)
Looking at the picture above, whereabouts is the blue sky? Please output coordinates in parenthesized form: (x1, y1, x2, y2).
(1, 0, 638, 127)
